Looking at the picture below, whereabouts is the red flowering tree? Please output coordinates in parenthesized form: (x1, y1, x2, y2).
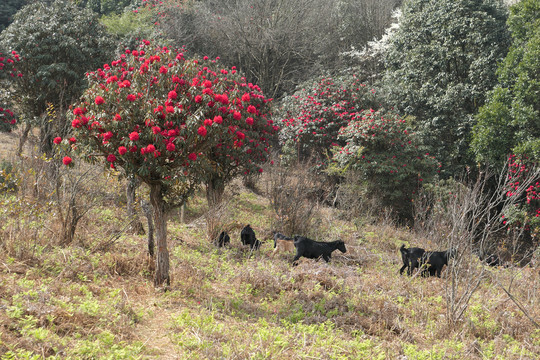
(65, 41, 275, 286)
(0, 49, 21, 132)
(502, 155, 540, 241)
(331, 109, 438, 220)
(278, 74, 379, 163)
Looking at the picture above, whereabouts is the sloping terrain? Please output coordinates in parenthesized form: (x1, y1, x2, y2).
(0, 131, 539, 359)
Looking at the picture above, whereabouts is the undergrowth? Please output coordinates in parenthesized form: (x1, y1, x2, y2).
(0, 158, 539, 359)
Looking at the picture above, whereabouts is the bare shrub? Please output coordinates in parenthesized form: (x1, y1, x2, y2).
(0, 154, 59, 261)
(55, 159, 114, 246)
(414, 164, 540, 327)
(334, 170, 375, 228)
(264, 160, 322, 236)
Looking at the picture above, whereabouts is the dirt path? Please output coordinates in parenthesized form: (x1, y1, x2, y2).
(133, 301, 180, 359)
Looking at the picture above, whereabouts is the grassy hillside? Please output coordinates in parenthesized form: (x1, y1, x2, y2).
(0, 132, 539, 359)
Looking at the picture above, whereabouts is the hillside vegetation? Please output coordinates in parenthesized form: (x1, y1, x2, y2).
(0, 0, 539, 358)
(1, 134, 539, 360)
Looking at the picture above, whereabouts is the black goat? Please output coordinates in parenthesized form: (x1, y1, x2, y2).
(240, 224, 261, 250)
(422, 248, 457, 277)
(399, 244, 426, 276)
(216, 231, 230, 247)
(292, 236, 346, 265)
(483, 254, 501, 267)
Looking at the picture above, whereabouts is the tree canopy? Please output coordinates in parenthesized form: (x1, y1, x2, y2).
(0, 0, 116, 153)
(383, 0, 510, 176)
(472, 0, 540, 167)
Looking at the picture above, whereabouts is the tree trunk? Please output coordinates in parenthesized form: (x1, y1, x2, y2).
(206, 176, 225, 209)
(149, 182, 170, 287)
(17, 121, 32, 157)
(140, 200, 154, 257)
(40, 119, 53, 158)
(126, 176, 145, 235)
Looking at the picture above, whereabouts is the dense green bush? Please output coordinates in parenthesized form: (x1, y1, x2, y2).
(331, 109, 438, 220)
(0, 0, 116, 153)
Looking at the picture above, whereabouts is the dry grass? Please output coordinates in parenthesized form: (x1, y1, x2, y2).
(0, 133, 539, 359)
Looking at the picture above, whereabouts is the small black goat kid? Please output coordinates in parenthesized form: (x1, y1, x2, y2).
(421, 248, 457, 277)
(240, 224, 261, 250)
(292, 236, 347, 265)
(216, 231, 230, 247)
(399, 244, 426, 276)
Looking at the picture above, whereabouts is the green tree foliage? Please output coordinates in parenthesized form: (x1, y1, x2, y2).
(383, 0, 510, 176)
(472, 0, 540, 167)
(75, 0, 134, 15)
(278, 74, 379, 163)
(0, 0, 26, 33)
(100, 3, 159, 51)
(331, 109, 438, 220)
(0, 0, 116, 154)
(63, 41, 276, 285)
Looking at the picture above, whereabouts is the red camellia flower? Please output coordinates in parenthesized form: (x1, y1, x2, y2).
(166, 143, 175, 152)
(63, 156, 72, 166)
(168, 90, 177, 99)
(118, 146, 127, 155)
(69, 137, 76, 144)
(247, 105, 257, 114)
(246, 117, 254, 125)
(53, 137, 62, 144)
(214, 115, 223, 124)
(127, 94, 136, 102)
(188, 152, 197, 161)
(159, 66, 168, 74)
(198, 126, 207, 136)
(129, 132, 140, 141)
(103, 131, 113, 140)
(114, 114, 122, 121)
(107, 154, 116, 162)
(95, 96, 104, 105)
(146, 144, 156, 153)
(73, 107, 83, 115)
(72, 119, 81, 128)
(233, 111, 241, 120)
(204, 119, 213, 126)
(241, 93, 251, 102)
(236, 131, 245, 140)
(194, 95, 202, 103)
